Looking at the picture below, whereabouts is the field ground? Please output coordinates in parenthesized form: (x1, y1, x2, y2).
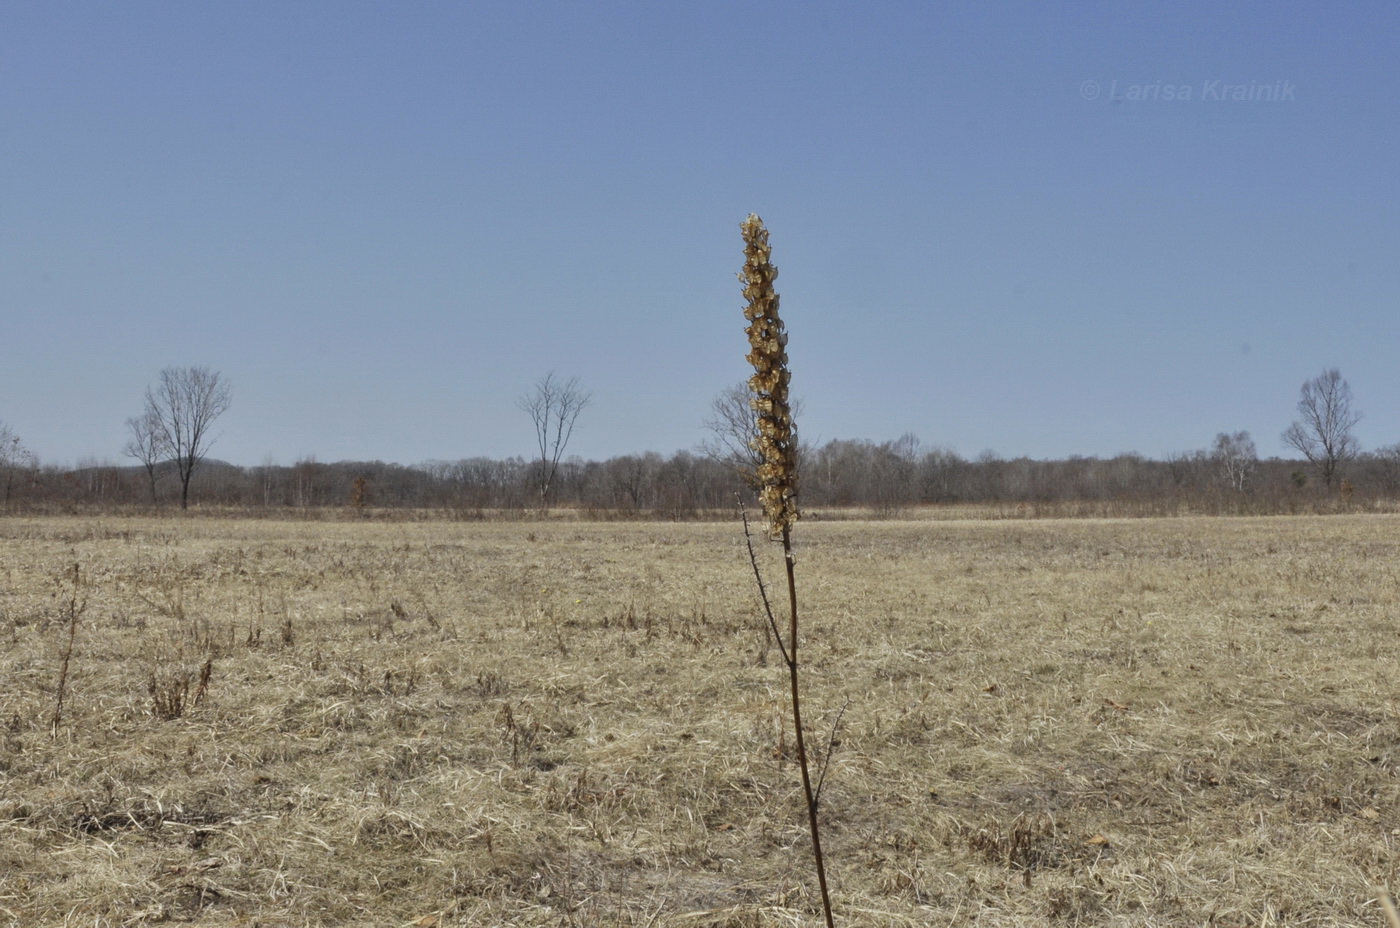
(2, 514, 1399, 926)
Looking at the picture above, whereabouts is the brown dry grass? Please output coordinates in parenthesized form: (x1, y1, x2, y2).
(2, 514, 1399, 926)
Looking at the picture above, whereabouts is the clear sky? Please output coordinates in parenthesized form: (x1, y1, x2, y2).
(3, 1, 1397, 467)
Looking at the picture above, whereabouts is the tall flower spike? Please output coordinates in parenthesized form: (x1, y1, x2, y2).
(740, 214, 799, 537)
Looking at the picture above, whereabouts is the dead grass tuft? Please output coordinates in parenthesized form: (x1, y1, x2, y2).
(148, 658, 212, 720)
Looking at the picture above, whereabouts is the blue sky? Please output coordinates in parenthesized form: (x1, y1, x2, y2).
(3, 1, 1396, 467)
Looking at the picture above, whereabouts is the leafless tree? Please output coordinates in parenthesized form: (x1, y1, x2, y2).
(1367, 443, 1400, 496)
(699, 381, 804, 489)
(870, 433, 920, 515)
(699, 382, 764, 487)
(1212, 430, 1257, 492)
(124, 409, 170, 504)
(140, 366, 232, 509)
(293, 456, 321, 509)
(1165, 449, 1210, 491)
(609, 452, 660, 509)
(0, 422, 35, 506)
(518, 372, 591, 505)
(1282, 368, 1361, 489)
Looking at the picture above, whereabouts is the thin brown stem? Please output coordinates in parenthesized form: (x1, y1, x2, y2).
(782, 526, 835, 928)
(740, 499, 790, 666)
(813, 697, 851, 807)
(50, 562, 82, 736)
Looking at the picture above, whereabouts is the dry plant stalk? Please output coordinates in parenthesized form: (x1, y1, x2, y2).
(50, 562, 84, 736)
(149, 658, 213, 721)
(739, 213, 834, 927)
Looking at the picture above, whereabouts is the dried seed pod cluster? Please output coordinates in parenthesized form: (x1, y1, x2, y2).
(740, 214, 799, 536)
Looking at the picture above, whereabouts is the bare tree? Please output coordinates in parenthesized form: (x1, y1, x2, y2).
(699, 382, 764, 487)
(699, 381, 804, 489)
(124, 409, 170, 504)
(871, 432, 920, 515)
(1212, 430, 1258, 492)
(0, 422, 35, 506)
(1282, 368, 1361, 489)
(1367, 443, 1400, 496)
(609, 452, 660, 509)
(140, 366, 232, 509)
(1165, 449, 1210, 492)
(518, 372, 591, 505)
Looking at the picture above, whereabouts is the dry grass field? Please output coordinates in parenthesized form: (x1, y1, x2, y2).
(3, 513, 1399, 927)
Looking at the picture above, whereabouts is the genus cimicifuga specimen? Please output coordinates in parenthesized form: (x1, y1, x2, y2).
(739, 213, 834, 927)
(740, 213, 799, 539)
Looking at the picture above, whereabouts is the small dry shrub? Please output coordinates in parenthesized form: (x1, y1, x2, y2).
(473, 670, 508, 698)
(148, 658, 212, 720)
(956, 811, 1066, 873)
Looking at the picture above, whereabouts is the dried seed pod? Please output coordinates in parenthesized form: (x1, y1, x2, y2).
(739, 214, 799, 537)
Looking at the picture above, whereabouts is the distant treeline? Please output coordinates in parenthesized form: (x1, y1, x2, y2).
(4, 436, 1400, 517)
